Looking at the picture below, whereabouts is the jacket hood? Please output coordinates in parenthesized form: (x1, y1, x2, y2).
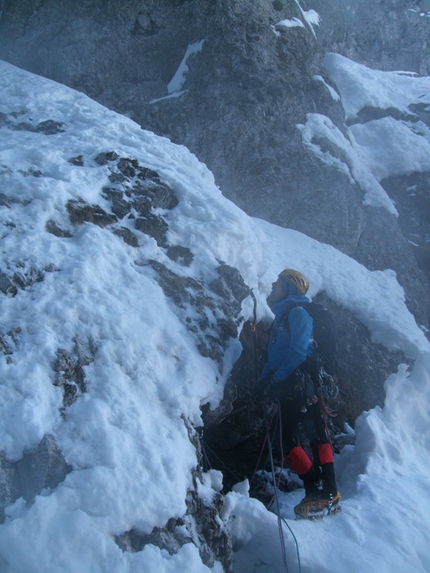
(272, 293, 310, 319)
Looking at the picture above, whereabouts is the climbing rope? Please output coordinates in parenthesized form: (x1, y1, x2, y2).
(276, 403, 302, 573)
(199, 436, 244, 485)
(319, 396, 337, 451)
(247, 290, 302, 572)
(250, 406, 278, 486)
(267, 420, 290, 573)
(200, 291, 304, 571)
(250, 404, 302, 573)
(249, 288, 260, 391)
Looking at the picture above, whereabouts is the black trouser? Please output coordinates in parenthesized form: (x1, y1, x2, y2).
(276, 373, 329, 451)
(276, 372, 337, 495)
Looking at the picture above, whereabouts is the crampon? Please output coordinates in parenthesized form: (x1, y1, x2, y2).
(294, 491, 341, 520)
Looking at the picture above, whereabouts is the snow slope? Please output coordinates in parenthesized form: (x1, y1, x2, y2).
(325, 53, 430, 182)
(0, 58, 430, 573)
(300, 53, 430, 217)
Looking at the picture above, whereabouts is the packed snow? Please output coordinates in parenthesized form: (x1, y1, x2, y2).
(1, 54, 430, 573)
(294, 0, 319, 38)
(297, 113, 399, 214)
(167, 40, 204, 95)
(324, 54, 430, 121)
(273, 1, 319, 37)
(150, 40, 204, 104)
(275, 18, 305, 30)
(324, 53, 430, 183)
(313, 74, 341, 102)
(299, 53, 430, 215)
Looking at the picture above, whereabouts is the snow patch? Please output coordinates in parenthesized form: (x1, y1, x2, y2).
(324, 52, 430, 121)
(297, 113, 398, 214)
(313, 74, 341, 101)
(275, 17, 305, 29)
(150, 40, 204, 103)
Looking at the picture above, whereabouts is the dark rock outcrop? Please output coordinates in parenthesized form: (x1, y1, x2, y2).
(0, 435, 72, 523)
(149, 260, 249, 366)
(53, 337, 97, 411)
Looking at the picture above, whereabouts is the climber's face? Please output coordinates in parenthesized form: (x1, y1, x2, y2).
(266, 278, 285, 309)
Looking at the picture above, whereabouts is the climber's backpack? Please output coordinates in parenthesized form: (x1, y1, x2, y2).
(281, 302, 340, 402)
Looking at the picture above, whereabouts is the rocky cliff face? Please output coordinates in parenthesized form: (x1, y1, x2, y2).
(1, 4, 429, 567)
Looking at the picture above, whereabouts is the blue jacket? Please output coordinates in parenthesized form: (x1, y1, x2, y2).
(260, 294, 313, 383)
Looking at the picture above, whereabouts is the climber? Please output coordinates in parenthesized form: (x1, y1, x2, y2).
(256, 269, 341, 519)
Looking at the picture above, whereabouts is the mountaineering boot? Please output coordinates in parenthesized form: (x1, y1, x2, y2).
(316, 444, 338, 494)
(320, 461, 338, 497)
(294, 490, 341, 520)
(300, 466, 322, 497)
(294, 445, 341, 519)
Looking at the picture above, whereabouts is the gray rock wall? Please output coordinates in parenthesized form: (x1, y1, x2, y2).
(0, 435, 72, 522)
